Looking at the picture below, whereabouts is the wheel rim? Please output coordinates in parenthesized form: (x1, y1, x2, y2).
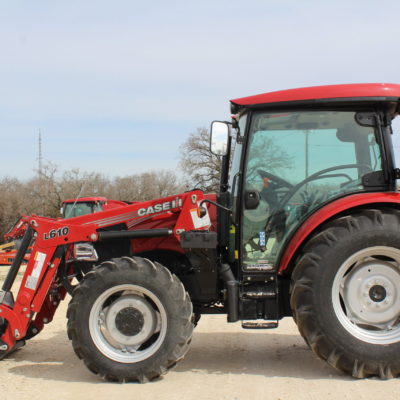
(332, 246, 400, 344)
(89, 284, 167, 363)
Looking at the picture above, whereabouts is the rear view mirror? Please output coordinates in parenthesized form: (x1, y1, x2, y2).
(244, 190, 260, 209)
(210, 121, 229, 156)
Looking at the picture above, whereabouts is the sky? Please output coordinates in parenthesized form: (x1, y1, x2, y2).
(1, 0, 400, 180)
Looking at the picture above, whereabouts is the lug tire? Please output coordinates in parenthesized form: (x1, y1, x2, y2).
(291, 209, 400, 379)
(67, 256, 193, 382)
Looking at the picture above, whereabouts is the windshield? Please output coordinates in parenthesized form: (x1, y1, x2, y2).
(63, 202, 103, 218)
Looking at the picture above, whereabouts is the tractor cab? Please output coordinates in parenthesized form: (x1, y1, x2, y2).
(61, 197, 104, 218)
(211, 84, 398, 273)
(61, 197, 128, 218)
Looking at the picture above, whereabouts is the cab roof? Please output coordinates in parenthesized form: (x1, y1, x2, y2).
(62, 197, 107, 204)
(230, 83, 400, 111)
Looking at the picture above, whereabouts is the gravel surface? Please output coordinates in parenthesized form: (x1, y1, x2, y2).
(0, 266, 399, 400)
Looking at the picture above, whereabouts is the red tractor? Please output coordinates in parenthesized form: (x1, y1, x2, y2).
(1, 83, 400, 381)
(0, 242, 19, 266)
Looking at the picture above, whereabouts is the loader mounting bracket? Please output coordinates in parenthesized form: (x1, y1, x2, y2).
(0, 291, 14, 308)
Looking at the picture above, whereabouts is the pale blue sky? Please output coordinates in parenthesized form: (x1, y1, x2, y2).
(1, 0, 400, 179)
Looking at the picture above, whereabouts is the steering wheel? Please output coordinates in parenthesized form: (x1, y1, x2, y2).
(279, 163, 372, 208)
(257, 169, 293, 189)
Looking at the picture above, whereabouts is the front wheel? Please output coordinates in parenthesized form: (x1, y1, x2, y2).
(291, 209, 400, 378)
(67, 257, 193, 382)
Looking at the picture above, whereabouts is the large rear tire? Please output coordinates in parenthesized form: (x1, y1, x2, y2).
(291, 209, 400, 378)
(67, 256, 193, 382)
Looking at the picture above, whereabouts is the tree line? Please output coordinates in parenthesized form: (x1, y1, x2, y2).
(0, 128, 221, 240)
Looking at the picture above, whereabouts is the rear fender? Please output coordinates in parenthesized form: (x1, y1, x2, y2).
(278, 192, 400, 274)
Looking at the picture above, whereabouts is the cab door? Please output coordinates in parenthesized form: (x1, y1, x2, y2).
(240, 110, 383, 272)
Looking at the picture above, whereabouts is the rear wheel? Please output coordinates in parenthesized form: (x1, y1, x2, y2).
(291, 209, 400, 378)
(67, 256, 193, 382)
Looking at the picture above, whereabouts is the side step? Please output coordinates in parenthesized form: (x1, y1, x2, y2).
(242, 264, 274, 272)
(242, 321, 278, 329)
(242, 291, 276, 299)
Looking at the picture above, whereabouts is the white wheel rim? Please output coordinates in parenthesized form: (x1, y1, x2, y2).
(332, 246, 400, 344)
(89, 284, 167, 363)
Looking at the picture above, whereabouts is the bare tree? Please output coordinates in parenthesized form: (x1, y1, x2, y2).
(0, 178, 28, 238)
(111, 175, 141, 201)
(245, 136, 292, 185)
(111, 170, 185, 201)
(179, 127, 221, 192)
(60, 169, 111, 202)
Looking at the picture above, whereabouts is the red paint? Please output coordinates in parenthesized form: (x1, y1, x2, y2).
(278, 192, 400, 273)
(231, 83, 400, 107)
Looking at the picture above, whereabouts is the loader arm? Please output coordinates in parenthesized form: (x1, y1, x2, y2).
(0, 190, 210, 356)
(4, 217, 28, 241)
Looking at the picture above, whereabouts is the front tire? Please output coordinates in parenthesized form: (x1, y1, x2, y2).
(291, 209, 400, 378)
(67, 256, 193, 382)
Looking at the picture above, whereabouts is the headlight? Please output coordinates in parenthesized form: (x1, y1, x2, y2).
(73, 243, 98, 262)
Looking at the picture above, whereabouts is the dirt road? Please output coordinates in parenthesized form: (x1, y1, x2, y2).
(0, 266, 398, 400)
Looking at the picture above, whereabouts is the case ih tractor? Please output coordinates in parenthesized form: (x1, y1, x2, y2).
(1, 83, 400, 382)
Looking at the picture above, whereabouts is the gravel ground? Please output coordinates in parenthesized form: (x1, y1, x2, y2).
(0, 266, 399, 400)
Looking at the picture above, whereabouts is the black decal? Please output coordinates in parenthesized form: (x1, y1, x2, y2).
(43, 226, 70, 240)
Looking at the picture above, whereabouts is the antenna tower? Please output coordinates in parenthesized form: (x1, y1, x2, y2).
(38, 129, 43, 176)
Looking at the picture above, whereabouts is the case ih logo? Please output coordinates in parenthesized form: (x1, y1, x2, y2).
(137, 198, 183, 216)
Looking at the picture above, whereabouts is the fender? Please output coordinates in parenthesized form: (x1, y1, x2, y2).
(278, 192, 400, 274)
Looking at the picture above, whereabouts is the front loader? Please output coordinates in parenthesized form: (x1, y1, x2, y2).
(2, 83, 400, 381)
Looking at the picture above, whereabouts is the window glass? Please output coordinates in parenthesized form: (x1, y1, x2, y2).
(64, 202, 96, 218)
(241, 111, 382, 270)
